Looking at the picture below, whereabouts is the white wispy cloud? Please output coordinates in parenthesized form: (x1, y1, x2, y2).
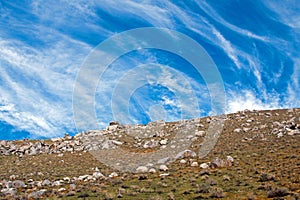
(263, 0, 300, 29)
(0, 24, 91, 138)
(196, 1, 269, 42)
(226, 89, 281, 113)
(0, 0, 299, 139)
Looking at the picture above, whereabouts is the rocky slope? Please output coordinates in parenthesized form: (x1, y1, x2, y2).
(0, 108, 299, 199)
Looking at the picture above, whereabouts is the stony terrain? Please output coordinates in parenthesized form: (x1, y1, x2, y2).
(0, 108, 299, 199)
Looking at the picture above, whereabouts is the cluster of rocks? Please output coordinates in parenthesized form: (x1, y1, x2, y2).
(134, 151, 234, 174)
(0, 153, 234, 199)
(0, 119, 207, 157)
(231, 109, 300, 140)
(180, 155, 234, 169)
(0, 166, 113, 199)
(0, 109, 298, 159)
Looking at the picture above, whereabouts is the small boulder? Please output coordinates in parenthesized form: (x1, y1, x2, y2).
(1, 188, 17, 196)
(159, 165, 169, 171)
(136, 166, 148, 173)
(180, 159, 187, 164)
(210, 157, 226, 168)
(191, 162, 199, 167)
(200, 163, 209, 169)
(93, 171, 105, 179)
(159, 139, 168, 145)
(11, 180, 25, 188)
(149, 168, 157, 173)
(109, 172, 118, 178)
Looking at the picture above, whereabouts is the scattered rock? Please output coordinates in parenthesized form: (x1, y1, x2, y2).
(159, 173, 169, 177)
(200, 163, 209, 169)
(210, 157, 226, 168)
(28, 189, 47, 199)
(159, 165, 169, 171)
(136, 166, 148, 173)
(180, 159, 187, 164)
(175, 150, 197, 159)
(11, 180, 25, 188)
(93, 171, 105, 179)
(58, 187, 66, 192)
(223, 175, 230, 181)
(195, 130, 205, 137)
(234, 128, 242, 133)
(159, 139, 168, 145)
(149, 168, 157, 173)
(1, 188, 17, 196)
(109, 172, 118, 178)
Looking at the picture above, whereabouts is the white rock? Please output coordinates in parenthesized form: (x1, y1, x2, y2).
(136, 166, 148, 173)
(58, 188, 66, 192)
(42, 179, 51, 186)
(226, 156, 234, 163)
(51, 138, 62, 142)
(93, 171, 104, 179)
(159, 173, 169, 177)
(199, 163, 209, 169)
(9, 175, 17, 180)
(243, 128, 251, 132)
(11, 180, 25, 188)
(149, 168, 157, 173)
(52, 180, 62, 186)
(191, 162, 199, 167)
(159, 165, 169, 171)
(112, 140, 123, 145)
(195, 130, 205, 137)
(1, 188, 16, 196)
(234, 128, 242, 133)
(288, 130, 300, 135)
(85, 175, 94, 181)
(70, 184, 76, 190)
(106, 125, 118, 131)
(109, 172, 118, 178)
(160, 139, 168, 145)
(63, 177, 70, 182)
(180, 159, 187, 164)
(277, 132, 283, 138)
(28, 189, 47, 199)
(78, 175, 89, 181)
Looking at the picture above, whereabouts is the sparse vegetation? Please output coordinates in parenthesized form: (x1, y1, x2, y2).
(0, 108, 299, 199)
(267, 186, 289, 198)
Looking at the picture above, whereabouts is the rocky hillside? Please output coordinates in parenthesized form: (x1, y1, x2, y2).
(0, 108, 299, 199)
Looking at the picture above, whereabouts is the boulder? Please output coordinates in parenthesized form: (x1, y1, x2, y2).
(200, 163, 209, 169)
(159, 165, 169, 171)
(11, 180, 25, 188)
(210, 157, 226, 168)
(136, 166, 148, 173)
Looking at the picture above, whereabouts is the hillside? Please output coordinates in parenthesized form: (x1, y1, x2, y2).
(0, 108, 299, 199)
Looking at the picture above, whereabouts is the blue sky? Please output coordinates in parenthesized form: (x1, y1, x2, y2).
(0, 0, 299, 139)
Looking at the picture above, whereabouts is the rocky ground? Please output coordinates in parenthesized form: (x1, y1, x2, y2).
(0, 108, 299, 199)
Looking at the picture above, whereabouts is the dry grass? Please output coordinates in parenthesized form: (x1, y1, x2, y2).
(0, 108, 299, 199)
